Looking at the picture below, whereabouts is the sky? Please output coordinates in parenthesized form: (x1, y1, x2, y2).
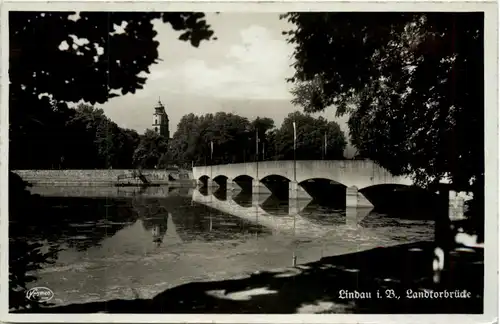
(99, 12, 355, 157)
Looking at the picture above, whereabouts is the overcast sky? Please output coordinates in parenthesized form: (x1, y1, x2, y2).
(99, 12, 355, 156)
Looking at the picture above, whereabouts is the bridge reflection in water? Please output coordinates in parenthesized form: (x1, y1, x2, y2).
(193, 187, 379, 237)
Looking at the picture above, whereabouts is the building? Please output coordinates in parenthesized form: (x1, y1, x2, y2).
(152, 99, 170, 139)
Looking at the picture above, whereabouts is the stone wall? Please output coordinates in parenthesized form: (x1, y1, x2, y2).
(13, 169, 194, 186)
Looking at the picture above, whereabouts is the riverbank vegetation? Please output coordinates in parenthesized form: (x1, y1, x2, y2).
(168, 111, 347, 169)
(11, 100, 348, 171)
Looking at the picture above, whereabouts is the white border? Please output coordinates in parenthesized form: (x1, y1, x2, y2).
(0, 1, 498, 323)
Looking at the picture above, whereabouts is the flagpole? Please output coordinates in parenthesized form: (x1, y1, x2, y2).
(256, 129, 259, 180)
(256, 129, 259, 162)
(210, 141, 213, 162)
(293, 121, 297, 182)
(210, 141, 213, 189)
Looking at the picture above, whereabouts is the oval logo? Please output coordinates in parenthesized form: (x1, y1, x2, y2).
(25, 287, 54, 302)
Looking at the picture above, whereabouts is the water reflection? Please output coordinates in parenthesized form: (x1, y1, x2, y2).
(260, 195, 290, 216)
(22, 185, 436, 251)
(30, 196, 138, 252)
(232, 191, 254, 208)
(192, 187, 435, 243)
(18, 185, 435, 307)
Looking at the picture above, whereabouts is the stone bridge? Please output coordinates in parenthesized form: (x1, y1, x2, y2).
(192, 160, 413, 208)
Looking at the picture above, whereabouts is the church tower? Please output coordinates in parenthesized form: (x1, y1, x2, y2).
(152, 99, 170, 139)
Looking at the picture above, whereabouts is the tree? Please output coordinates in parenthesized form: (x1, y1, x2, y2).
(251, 117, 275, 141)
(10, 12, 216, 105)
(273, 111, 347, 160)
(251, 117, 275, 161)
(282, 12, 484, 286)
(27, 102, 142, 170)
(9, 11, 216, 310)
(9, 99, 76, 169)
(282, 12, 483, 199)
(10, 11, 216, 170)
(132, 130, 169, 168)
(169, 112, 252, 166)
(265, 129, 280, 160)
(115, 128, 141, 168)
(168, 113, 201, 166)
(170, 111, 347, 165)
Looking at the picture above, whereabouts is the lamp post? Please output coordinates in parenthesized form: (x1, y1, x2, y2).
(256, 129, 259, 180)
(210, 141, 213, 190)
(210, 140, 214, 164)
(275, 140, 278, 161)
(293, 121, 297, 182)
(324, 132, 327, 160)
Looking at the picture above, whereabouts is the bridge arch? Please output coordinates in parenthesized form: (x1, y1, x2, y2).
(233, 174, 254, 181)
(359, 184, 440, 214)
(298, 178, 348, 207)
(197, 175, 210, 187)
(298, 177, 346, 187)
(258, 174, 291, 199)
(260, 174, 291, 182)
(212, 175, 229, 187)
(232, 174, 254, 192)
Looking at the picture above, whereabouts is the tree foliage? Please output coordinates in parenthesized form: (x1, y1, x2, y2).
(10, 11, 216, 169)
(251, 117, 275, 138)
(10, 11, 215, 105)
(282, 12, 484, 195)
(10, 103, 141, 169)
(168, 111, 347, 165)
(271, 111, 346, 160)
(133, 129, 169, 168)
(169, 112, 252, 166)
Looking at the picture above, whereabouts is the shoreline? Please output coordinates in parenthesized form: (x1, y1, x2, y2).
(11, 169, 197, 188)
(21, 181, 196, 187)
(26, 184, 196, 198)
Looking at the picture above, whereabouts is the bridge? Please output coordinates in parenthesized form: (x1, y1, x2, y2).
(192, 160, 413, 209)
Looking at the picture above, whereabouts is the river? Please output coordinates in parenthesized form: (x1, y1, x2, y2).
(20, 185, 434, 307)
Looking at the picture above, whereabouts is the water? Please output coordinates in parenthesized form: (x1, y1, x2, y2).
(15, 185, 434, 307)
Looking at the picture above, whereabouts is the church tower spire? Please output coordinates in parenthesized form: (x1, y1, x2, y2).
(152, 98, 170, 139)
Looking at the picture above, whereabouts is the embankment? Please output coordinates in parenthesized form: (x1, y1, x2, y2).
(12, 169, 195, 187)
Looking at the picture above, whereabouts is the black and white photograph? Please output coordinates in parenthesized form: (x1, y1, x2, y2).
(1, 1, 498, 322)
